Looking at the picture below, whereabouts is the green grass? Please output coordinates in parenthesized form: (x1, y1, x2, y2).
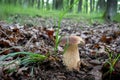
(113, 13, 120, 22)
(65, 12, 104, 24)
(0, 52, 47, 67)
(0, 3, 120, 24)
(105, 47, 120, 76)
(0, 52, 47, 74)
(0, 3, 107, 24)
(0, 4, 60, 19)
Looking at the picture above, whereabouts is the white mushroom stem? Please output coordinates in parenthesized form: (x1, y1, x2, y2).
(63, 44, 80, 71)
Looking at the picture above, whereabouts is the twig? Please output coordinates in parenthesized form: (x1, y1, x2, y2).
(0, 46, 23, 54)
(24, 35, 34, 49)
(0, 29, 9, 38)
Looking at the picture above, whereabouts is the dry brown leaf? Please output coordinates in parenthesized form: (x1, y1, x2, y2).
(0, 39, 13, 47)
(8, 36, 18, 43)
(100, 35, 113, 44)
(93, 43, 100, 49)
(12, 28, 20, 34)
(45, 28, 55, 41)
(0, 49, 10, 55)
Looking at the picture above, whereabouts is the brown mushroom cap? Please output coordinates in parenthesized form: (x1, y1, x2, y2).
(60, 35, 85, 46)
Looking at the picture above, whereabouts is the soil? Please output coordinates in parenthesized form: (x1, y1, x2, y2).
(0, 15, 120, 80)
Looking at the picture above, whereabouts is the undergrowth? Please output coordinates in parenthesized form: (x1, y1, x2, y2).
(0, 3, 107, 24)
(0, 1, 120, 72)
(0, 0, 80, 68)
(0, 52, 47, 67)
(105, 47, 120, 79)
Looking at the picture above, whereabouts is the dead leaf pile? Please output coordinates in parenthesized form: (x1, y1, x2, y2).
(59, 22, 120, 58)
(0, 17, 120, 80)
(0, 22, 55, 55)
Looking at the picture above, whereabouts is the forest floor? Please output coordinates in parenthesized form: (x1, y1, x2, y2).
(0, 15, 120, 80)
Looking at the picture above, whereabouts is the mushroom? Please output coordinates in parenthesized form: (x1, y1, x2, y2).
(60, 35, 85, 71)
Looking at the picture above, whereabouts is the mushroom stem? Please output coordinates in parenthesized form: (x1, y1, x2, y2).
(63, 44, 80, 71)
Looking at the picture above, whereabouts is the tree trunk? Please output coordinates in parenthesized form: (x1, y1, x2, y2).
(59, 0, 63, 10)
(46, 0, 50, 10)
(5, 0, 12, 4)
(18, 0, 22, 5)
(69, 0, 74, 12)
(55, 0, 58, 9)
(30, 0, 34, 7)
(37, 0, 40, 9)
(78, 0, 82, 13)
(12, 0, 17, 5)
(96, 0, 106, 12)
(100, 0, 106, 11)
(92, 0, 95, 12)
(54, 0, 63, 10)
(90, 0, 93, 12)
(66, 0, 70, 7)
(23, 0, 29, 8)
(85, 0, 88, 13)
(52, 0, 55, 9)
(64, 0, 69, 10)
(103, 0, 117, 21)
(42, 0, 44, 8)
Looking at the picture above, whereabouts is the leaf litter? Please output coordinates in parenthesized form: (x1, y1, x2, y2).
(0, 17, 120, 80)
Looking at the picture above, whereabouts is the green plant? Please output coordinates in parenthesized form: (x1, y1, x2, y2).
(54, 0, 79, 54)
(104, 47, 120, 79)
(0, 52, 47, 67)
(0, 2, 107, 25)
(113, 13, 120, 22)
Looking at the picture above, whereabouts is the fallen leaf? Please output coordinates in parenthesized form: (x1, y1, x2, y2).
(100, 35, 113, 44)
(45, 28, 55, 41)
(0, 49, 10, 55)
(0, 39, 13, 47)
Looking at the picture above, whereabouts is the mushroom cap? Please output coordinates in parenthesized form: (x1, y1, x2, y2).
(60, 35, 85, 46)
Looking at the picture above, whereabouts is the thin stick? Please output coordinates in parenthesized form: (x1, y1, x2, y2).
(24, 35, 34, 49)
(0, 29, 9, 38)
